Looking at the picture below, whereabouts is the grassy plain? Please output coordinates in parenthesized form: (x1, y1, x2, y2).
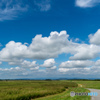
(0, 80, 79, 100)
(72, 80, 100, 89)
(34, 87, 90, 100)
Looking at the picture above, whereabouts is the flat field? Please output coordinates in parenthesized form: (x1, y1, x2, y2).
(0, 80, 90, 100)
(72, 80, 100, 89)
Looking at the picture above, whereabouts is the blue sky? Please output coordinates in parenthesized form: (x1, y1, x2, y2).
(0, 0, 100, 79)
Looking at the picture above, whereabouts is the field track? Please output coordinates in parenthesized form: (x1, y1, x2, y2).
(87, 89, 100, 100)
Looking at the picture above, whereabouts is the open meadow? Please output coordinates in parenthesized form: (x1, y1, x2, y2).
(0, 80, 90, 100)
(0, 80, 77, 100)
(72, 80, 100, 89)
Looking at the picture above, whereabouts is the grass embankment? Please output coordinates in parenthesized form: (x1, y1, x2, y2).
(0, 80, 77, 100)
(34, 87, 90, 100)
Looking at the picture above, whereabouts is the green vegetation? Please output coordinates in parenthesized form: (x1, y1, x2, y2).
(0, 80, 78, 100)
(34, 87, 90, 100)
(72, 80, 100, 89)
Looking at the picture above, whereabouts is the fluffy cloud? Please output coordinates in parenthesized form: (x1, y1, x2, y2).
(30, 66, 39, 71)
(67, 29, 100, 60)
(0, 67, 24, 72)
(58, 59, 100, 76)
(21, 60, 37, 68)
(69, 44, 100, 60)
(8, 59, 37, 68)
(59, 60, 94, 68)
(70, 29, 100, 60)
(1, 30, 100, 64)
(95, 59, 100, 66)
(0, 41, 28, 61)
(89, 29, 100, 45)
(29, 31, 71, 59)
(0, 31, 72, 60)
(50, 66, 57, 69)
(58, 68, 70, 73)
(41, 59, 55, 68)
(58, 65, 100, 79)
(75, 0, 100, 8)
(1, 29, 100, 79)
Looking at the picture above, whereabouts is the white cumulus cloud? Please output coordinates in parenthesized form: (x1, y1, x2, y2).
(69, 44, 100, 60)
(21, 60, 37, 68)
(75, 0, 100, 8)
(30, 66, 39, 71)
(1, 29, 100, 77)
(89, 29, 100, 45)
(59, 60, 94, 68)
(0, 31, 72, 60)
(41, 59, 55, 68)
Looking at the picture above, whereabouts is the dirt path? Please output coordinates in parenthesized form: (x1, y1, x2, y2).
(87, 88, 100, 100)
(78, 84, 100, 100)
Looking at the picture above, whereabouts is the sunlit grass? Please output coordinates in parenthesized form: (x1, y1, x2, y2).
(34, 87, 90, 100)
(72, 80, 100, 89)
(0, 80, 78, 100)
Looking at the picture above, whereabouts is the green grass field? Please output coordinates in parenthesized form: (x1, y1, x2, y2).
(0, 80, 77, 100)
(0, 80, 91, 100)
(34, 87, 90, 100)
(72, 80, 100, 89)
